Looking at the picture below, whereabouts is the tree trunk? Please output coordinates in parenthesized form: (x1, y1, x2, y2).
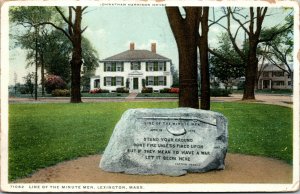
(178, 39, 199, 108)
(243, 40, 258, 100)
(199, 7, 210, 110)
(34, 27, 38, 100)
(41, 52, 45, 97)
(166, 7, 199, 108)
(70, 7, 83, 103)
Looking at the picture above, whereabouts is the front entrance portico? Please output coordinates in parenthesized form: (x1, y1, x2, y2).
(128, 71, 143, 93)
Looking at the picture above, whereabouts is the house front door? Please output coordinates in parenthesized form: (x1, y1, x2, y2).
(133, 78, 139, 90)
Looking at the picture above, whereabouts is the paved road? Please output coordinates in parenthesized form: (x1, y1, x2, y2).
(9, 94, 293, 107)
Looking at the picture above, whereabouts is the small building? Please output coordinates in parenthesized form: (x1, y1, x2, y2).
(257, 64, 293, 90)
(90, 43, 173, 93)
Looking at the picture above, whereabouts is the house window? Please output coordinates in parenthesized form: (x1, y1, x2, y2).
(116, 62, 124, 72)
(273, 71, 284, 77)
(273, 81, 285, 86)
(105, 77, 112, 86)
(263, 72, 269, 77)
(104, 63, 112, 71)
(147, 62, 166, 71)
(147, 63, 154, 71)
(104, 77, 123, 86)
(146, 76, 154, 86)
(116, 77, 124, 86)
(146, 76, 166, 86)
(288, 81, 292, 86)
(104, 63, 122, 72)
(131, 62, 141, 70)
(158, 76, 166, 86)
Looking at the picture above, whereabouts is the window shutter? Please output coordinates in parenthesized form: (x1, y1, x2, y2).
(138, 63, 141, 70)
(146, 77, 148, 86)
(104, 63, 106, 72)
(164, 76, 167, 86)
(131, 63, 133, 70)
(146, 63, 148, 71)
(112, 77, 116, 86)
(121, 63, 124, 72)
(164, 63, 166, 71)
(104, 77, 106, 86)
(122, 77, 124, 86)
(154, 76, 158, 86)
(112, 63, 116, 72)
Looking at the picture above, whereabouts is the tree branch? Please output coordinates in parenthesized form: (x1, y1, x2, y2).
(226, 8, 246, 60)
(229, 7, 250, 35)
(81, 26, 88, 34)
(208, 14, 227, 28)
(37, 22, 72, 42)
(82, 6, 88, 12)
(55, 6, 74, 29)
(258, 22, 293, 43)
(68, 7, 73, 36)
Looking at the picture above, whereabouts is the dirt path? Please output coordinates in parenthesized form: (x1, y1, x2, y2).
(15, 154, 292, 183)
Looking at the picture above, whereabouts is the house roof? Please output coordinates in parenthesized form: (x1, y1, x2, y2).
(259, 63, 293, 72)
(100, 49, 171, 62)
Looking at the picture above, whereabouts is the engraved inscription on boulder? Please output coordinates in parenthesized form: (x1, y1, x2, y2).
(100, 108, 228, 176)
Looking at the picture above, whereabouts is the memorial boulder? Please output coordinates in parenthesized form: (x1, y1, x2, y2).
(100, 108, 228, 176)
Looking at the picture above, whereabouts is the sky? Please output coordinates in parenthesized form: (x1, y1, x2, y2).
(8, 6, 292, 85)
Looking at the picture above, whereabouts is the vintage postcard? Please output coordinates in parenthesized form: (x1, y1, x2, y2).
(1, 0, 299, 192)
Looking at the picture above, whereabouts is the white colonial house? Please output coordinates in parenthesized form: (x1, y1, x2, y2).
(90, 43, 173, 93)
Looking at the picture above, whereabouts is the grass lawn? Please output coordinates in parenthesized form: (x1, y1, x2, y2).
(137, 93, 178, 97)
(8, 102, 293, 181)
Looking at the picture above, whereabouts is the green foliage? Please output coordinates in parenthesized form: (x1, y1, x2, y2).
(170, 62, 179, 87)
(22, 73, 35, 96)
(210, 33, 245, 89)
(51, 89, 70, 97)
(259, 14, 293, 78)
(9, 6, 55, 26)
(210, 88, 231, 97)
(9, 102, 292, 181)
(10, 6, 99, 85)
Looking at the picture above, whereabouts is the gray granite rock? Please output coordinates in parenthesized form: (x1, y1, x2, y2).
(100, 108, 228, 176)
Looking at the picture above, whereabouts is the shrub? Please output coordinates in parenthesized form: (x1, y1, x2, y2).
(116, 87, 129, 93)
(45, 75, 67, 94)
(160, 88, 171, 93)
(101, 89, 109, 93)
(170, 87, 180, 93)
(89, 88, 101, 94)
(89, 88, 110, 94)
(52, 89, 70, 97)
(210, 88, 231, 97)
(141, 87, 153, 93)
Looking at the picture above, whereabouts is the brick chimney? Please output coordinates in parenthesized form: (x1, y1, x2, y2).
(151, 43, 156, 53)
(130, 42, 135, 50)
